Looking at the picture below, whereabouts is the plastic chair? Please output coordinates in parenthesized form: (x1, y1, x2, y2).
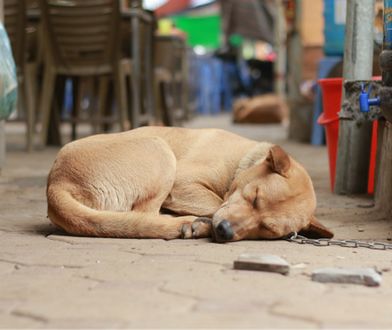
(121, 7, 156, 128)
(154, 35, 188, 126)
(38, 0, 130, 146)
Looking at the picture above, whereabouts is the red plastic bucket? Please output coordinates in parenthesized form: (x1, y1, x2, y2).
(317, 78, 342, 191)
(317, 78, 378, 193)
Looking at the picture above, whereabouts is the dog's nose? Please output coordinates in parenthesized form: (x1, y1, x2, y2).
(214, 220, 234, 241)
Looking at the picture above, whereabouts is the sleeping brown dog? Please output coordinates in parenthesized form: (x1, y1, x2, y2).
(47, 127, 333, 242)
(233, 94, 289, 124)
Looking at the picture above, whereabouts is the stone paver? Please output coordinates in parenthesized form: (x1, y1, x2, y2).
(1, 115, 392, 328)
(233, 254, 290, 274)
(312, 267, 382, 286)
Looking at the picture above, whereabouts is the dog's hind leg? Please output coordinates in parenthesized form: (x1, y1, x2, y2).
(163, 183, 223, 217)
(162, 181, 221, 239)
(47, 135, 200, 239)
(48, 186, 198, 239)
(112, 211, 198, 239)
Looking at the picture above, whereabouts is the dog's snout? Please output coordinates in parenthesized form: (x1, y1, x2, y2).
(214, 220, 234, 241)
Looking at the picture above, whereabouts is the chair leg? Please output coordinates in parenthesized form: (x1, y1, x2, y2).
(95, 76, 109, 133)
(114, 73, 128, 131)
(130, 16, 141, 129)
(114, 66, 129, 131)
(71, 77, 83, 141)
(17, 78, 29, 150)
(39, 67, 56, 147)
(25, 64, 37, 152)
(161, 81, 175, 126)
(144, 23, 154, 125)
(47, 97, 62, 146)
(153, 78, 164, 125)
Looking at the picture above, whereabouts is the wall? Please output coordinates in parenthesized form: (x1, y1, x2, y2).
(376, 121, 392, 216)
(301, 0, 324, 80)
(301, 0, 324, 47)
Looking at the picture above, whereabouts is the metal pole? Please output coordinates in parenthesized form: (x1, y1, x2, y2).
(287, 0, 302, 102)
(274, 0, 287, 97)
(334, 0, 375, 194)
(144, 21, 154, 124)
(287, 0, 308, 141)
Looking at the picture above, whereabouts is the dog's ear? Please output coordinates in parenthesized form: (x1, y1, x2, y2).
(299, 215, 334, 239)
(266, 145, 290, 177)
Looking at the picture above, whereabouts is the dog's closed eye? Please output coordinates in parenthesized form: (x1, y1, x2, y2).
(252, 188, 259, 209)
(252, 196, 258, 209)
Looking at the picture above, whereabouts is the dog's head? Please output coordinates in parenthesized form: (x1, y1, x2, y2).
(212, 145, 333, 242)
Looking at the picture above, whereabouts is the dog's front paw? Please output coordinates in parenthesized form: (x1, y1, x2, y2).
(181, 217, 212, 239)
(192, 217, 212, 238)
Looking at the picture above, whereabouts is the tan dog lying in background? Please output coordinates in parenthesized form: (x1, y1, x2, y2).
(47, 127, 333, 242)
(233, 94, 289, 124)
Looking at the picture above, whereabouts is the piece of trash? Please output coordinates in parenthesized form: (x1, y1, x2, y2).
(311, 267, 382, 287)
(336, 256, 345, 259)
(233, 253, 290, 275)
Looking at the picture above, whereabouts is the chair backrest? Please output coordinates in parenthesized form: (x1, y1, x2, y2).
(39, 0, 120, 69)
(4, 0, 26, 69)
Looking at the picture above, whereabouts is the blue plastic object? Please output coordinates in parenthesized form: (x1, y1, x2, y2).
(359, 83, 381, 113)
(193, 54, 238, 115)
(195, 55, 222, 114)
(323, 0, 346, 56)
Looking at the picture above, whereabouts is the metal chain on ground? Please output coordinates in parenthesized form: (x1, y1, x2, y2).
(285, 232, 392, 250)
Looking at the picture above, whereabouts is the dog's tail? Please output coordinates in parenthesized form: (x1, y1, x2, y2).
(47, 184, 183, 239)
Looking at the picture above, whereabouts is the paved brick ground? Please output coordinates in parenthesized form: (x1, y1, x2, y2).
(1, 115, 392, 328)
